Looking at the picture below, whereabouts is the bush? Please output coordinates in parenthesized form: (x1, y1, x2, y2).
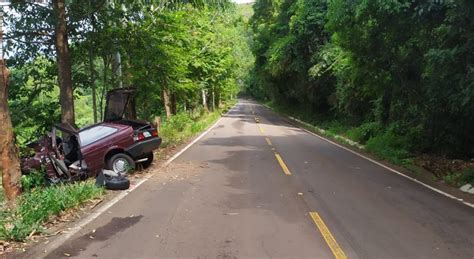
(365, 126, 411, 165)
(0, 181, 103, 241)
(461, 168, 474, 186)
(160, 110, 222, 147)
(346, 122, 382, 144)
(21, 169, 46, 192)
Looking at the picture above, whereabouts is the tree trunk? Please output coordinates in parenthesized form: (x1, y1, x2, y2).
(202, 89, 208, 111)
(112, 52, 122, 89)
(211, 87, 215, 111)
(170, 92, 177, 115)
(162, 87, 172, 119)
(381, 86, 393, 125)
(53, 0, 75, 126)
(88, 48, 97, 123)
(0, 60, 22, 203)
(99, 56, 109, 121)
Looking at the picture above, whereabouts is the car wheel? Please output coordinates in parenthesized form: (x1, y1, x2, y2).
(105, 175, 130, 190)
(107, 153, 135, 174)
(138, 152, 154, 169)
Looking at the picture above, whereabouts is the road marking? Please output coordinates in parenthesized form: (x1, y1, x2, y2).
(259, 126, 265, 134)
(274, 153, 291, 175)
(265, 137, 273, 146)
(309, 212, 347, 259)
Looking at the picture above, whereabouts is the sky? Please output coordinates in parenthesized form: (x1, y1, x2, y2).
(232, 0, 254, 4)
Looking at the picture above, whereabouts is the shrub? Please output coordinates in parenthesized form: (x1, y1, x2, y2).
(461, 168, 474, 186)
(21, 169, 46, 192)
(365, 126, 411, 165)
(346, 122, 382, 144)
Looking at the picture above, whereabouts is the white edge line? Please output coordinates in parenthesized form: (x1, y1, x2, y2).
(41, 107, 231, 255)
(261, 105, 474, 209)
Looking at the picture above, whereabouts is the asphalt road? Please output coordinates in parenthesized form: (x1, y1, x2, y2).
(44, 100, 473, 259)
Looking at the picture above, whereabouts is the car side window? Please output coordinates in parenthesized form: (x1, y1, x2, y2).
(79, 126, 118, 146)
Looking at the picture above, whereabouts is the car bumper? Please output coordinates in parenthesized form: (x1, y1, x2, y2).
(126, 137, 162, 158)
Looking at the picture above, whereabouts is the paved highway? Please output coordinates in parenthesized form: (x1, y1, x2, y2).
(44, 100, 473, 258)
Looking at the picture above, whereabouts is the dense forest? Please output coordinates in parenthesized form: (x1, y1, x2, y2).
(248, 0, 474, 163)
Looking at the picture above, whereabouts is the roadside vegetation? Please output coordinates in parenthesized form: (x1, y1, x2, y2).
(160, 100, 236, 148)
(0, 0, 253, 244)
(248, 0, 474, 187)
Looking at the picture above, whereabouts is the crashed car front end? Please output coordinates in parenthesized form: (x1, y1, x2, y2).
(21, 126, 90, 184)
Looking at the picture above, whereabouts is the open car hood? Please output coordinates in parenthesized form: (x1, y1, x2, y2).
(104, 88, 136, 121)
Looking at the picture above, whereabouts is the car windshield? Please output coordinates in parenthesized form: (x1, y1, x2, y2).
(79, 125, 117, 146)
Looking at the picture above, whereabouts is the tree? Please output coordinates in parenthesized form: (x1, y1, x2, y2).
(0, 59, 22, 203)
(53, 0, 75, 125)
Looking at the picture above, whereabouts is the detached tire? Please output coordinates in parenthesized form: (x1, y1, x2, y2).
(107, 153, 135, 174)
(138, 152, 154, 169)
(105, 175, 130, 190)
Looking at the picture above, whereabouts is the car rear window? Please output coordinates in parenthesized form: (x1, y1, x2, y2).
(79, 125, 118, 146)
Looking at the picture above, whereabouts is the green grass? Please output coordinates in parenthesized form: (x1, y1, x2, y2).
(0, 181, 104, 241)
(160, 101, 236, 147)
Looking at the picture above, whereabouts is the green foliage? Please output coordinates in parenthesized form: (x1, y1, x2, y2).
(365, 126, 411, 165)
(160, 108, 223, 147)
(0, 181, 103, 241)
(20, 170, 46, 192)
(249, 0, 473, 158)
(346, 122, 382, 144)
(460, 169, 474, 186)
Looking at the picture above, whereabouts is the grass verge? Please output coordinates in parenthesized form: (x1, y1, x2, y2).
(159, 100, 236, 147)
(0, 181, 104, 242)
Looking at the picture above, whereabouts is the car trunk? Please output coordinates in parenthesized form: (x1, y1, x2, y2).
(104, 88, 152, 130)
(104, 88, 137, 122)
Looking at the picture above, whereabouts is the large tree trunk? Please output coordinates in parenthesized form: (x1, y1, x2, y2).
(53, 0, 75, 125)
(0, 60, 22, 203)
(162, 87, 172, 119)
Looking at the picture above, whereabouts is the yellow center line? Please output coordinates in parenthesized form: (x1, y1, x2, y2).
(274, 153, 291, 175)
(309, 212, 347, 259)
(259, 126, 265, 134)
(265, 137, 273, 146)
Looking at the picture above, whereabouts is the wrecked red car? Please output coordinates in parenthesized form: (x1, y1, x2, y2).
(21, 88, 162, 184)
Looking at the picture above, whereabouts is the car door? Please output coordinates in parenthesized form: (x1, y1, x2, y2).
(79, 125, 120, 174)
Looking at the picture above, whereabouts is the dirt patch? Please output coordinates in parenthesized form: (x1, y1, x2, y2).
(415, 155, 474, 180)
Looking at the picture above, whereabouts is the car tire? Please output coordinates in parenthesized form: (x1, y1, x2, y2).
(104, 175, 130, 190)
(138, 152, 154, 169)
(107, 153, 135, 174)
